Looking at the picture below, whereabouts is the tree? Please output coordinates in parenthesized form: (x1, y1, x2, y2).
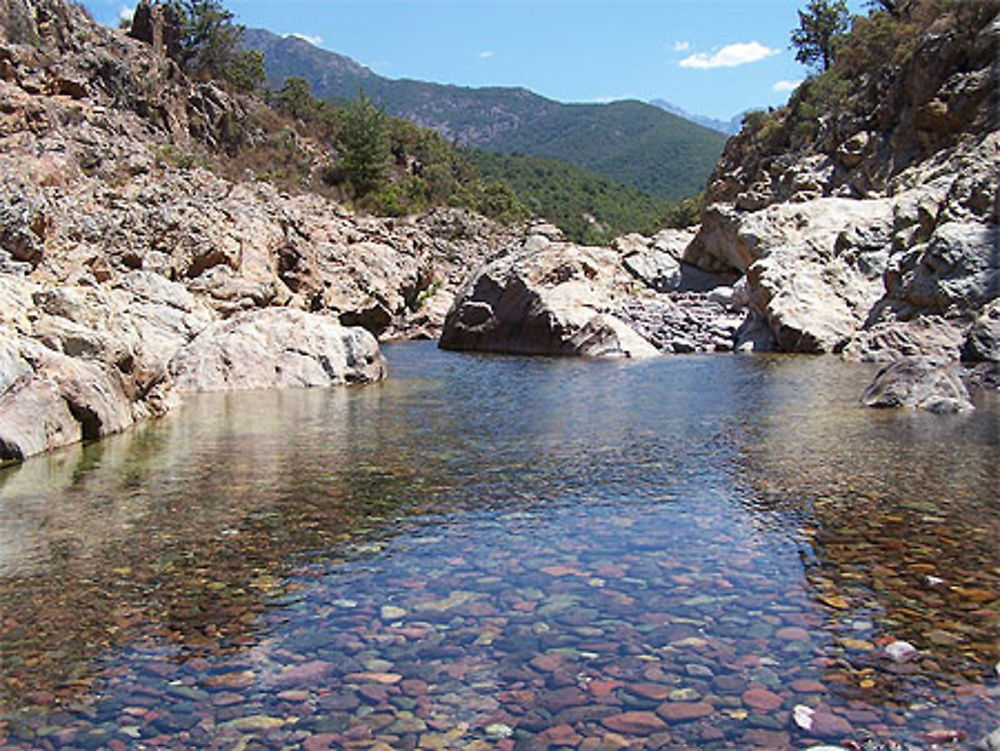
(338, 91, 391, 198)
(865, 0, 903, 15)
(167, 0, 264, 92)
(791, 0, 850, 71)
(276, 77, 318, 120)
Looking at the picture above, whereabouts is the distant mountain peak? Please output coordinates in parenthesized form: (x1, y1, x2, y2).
(648, 100, 743, 136)
(243, 29, 726, 199)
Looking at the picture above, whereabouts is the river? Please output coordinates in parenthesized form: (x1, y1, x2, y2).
(1, 342, 997, 749)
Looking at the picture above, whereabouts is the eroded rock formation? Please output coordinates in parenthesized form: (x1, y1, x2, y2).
(683, 3, 998, 360)
(0, 0, 516, 461)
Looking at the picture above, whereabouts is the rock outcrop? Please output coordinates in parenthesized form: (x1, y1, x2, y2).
(860, 357, 974, 413)
(682, 2, 998, 362)
(169, 308, 386, 392)
(0, 0, 516, 462)
(440, 228, 740, 357)
(440, 240, 660, 358)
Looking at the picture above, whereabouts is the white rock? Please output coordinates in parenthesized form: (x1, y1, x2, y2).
(884, 640, 919, 662)
(169, 308, 386, 393)
(485, 723, 514, 740)
(793, 704, 816, 731)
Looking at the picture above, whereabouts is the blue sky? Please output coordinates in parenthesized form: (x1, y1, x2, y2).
(84, 0, 865, 121)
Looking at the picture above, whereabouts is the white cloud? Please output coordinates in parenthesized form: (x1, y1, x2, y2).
(672, 41, 691, 52)
(773, 78, 803, 92)
(285, 32, 323, 46)
(118, 5, 133, 22)
(478, 50, 495, 59)
(679, 41, 780, 69)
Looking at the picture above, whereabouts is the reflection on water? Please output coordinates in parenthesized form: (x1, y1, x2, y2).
(0, 343, 997, 749)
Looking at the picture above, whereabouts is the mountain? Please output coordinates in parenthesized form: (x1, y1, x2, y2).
(242, 28, 726, 200)
(648, 99, 743, 135)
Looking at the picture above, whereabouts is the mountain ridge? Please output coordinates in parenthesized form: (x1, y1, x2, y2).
(242, 28, 726, 200)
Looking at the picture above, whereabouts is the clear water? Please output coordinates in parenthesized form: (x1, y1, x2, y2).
(1, 342, 997, 750)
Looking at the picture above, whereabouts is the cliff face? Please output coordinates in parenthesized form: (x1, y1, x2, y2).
(684, 1, 999, 361)
(0, 0, 522, 462)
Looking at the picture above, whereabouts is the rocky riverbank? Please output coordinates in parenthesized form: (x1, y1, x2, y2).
(0, 0, 527, 462)
(2, 0, 998, 463)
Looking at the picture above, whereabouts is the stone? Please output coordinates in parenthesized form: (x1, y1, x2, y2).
(792, 704, 815, 731)
(775, 627, 810, 641)
(883, 640, 918, 662)
(169, 308, 386, 392)
(962, 300, 1000, 363)
(974, 726, 1000, 751)
(221, 715, 287, 731)
(861, 357, 973, 412)
(380, 605, 408, 621)
(600, 711, 669, 735)
(439, 244, 659, 358)
(809, 707, 853, 739)
(679, 27, 997, 365)
(789, 680, 826, 694)
(622, 248, 682, 292)
(343, 672, 403, 685)
(741, 688, 783, 712)
(484, 724, 513, 740)
(655, 702, 713, 724)
(536, 724, 582, 747)
(627, 683, 672, 701)
(272, 660, 334, 688)
(303, 734, 341, 751)
(689, 198, 894, 353)
(0, 336, 135, 462)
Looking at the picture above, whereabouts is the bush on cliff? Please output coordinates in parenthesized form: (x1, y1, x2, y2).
(167, 0, 264, 92)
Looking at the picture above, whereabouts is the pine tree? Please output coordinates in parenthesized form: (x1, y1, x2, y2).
(790, 0, 850, 71)
(338, 91, 391, 198)
(167, 0, 264, 92)
(276, 77, 317, 120)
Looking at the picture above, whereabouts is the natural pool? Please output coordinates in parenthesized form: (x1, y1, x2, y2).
(1, 342, 997, 750)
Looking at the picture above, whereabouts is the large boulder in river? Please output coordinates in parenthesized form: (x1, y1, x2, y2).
(169, 308, 386, 392)
(439, 242, 659, 358)
(860, 357, 973, 413)
(0, 335, 135, 462)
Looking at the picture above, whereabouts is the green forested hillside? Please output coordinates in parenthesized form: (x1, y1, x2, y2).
(242, 29, 726, 200)
(467, 151, 684, 244)
(485, 100, 725, 200)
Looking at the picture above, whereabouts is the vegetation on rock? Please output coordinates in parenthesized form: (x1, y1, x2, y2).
(336, 91, 392, 198)
(710, 0, 999, 201)
(790, 0, 851, 71)
(259, 83, 528, 221)
(162, 0, 265, 92)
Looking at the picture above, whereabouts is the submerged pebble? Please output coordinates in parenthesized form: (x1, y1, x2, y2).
(0, 346, 996, 750)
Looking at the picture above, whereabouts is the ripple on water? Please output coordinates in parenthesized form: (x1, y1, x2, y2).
(0, 343, 997, 749)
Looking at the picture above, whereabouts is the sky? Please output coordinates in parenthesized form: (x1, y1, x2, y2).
(83, 0, 866, 122)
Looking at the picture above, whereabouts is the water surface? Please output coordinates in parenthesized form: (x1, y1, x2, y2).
(1, 343, 997, 749)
